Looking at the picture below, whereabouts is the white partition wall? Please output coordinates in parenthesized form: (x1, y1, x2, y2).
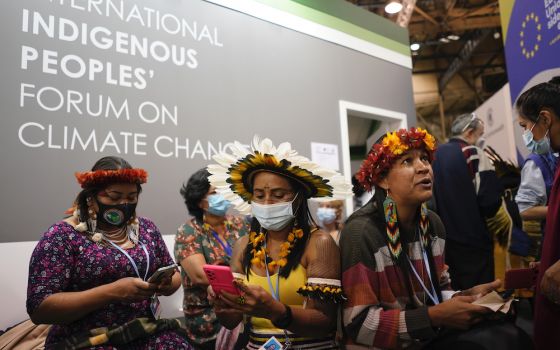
(474, 84, 518, 164)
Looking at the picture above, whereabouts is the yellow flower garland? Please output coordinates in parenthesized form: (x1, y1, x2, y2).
(249, 228, 304, 271)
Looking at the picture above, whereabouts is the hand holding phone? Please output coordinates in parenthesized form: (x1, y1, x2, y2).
(504, 267, 539, 289)
(147, 264, 178, 284)
(203, 264, 240, 296)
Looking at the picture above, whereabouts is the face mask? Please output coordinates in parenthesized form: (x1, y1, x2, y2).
(317, 207, 337, 226)
(522, 119, 551, 155)
(475, 137, 486, 149)
(207, 194, 231, 216)
(97, 201, 137, 227)
(251, 194, 299, 231)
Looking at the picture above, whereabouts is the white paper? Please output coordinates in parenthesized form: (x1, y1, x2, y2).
(311, 142, 339, 171)
(472, 291, 513, 313)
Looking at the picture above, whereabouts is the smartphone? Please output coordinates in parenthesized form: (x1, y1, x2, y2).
(504, 267, 539, 289)
(202, 264, 240, 296)
(147, 264, 178, 284)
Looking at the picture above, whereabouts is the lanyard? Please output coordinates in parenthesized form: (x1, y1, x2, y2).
(407, 244, 439, 305)
(263, 240, 280, 300)
(263, 240, 292, 349)
(106, 239, 150, 281)
(211, 231, 233, 257)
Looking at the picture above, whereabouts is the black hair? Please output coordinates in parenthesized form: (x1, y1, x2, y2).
(75, 156, 141, 224)
(242, 176, 315, 279)
(516, 76, 560, 123)
(180, 168, 211, 222)
(351, 174, 366, 197)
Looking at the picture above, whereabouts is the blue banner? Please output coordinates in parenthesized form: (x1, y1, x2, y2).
(504, 0, 560, 101)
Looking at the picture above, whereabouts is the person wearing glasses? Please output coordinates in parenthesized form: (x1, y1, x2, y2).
(431, 113, 503, 290)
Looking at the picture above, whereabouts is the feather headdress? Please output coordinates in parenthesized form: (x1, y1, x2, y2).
(208, 136, 352, 214)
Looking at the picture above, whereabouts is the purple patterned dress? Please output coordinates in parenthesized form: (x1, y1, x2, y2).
(26, 217, 193, 349)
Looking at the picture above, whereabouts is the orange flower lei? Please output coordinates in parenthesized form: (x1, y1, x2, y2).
(249, 228, 304, 271)
(357, 127, 436, 191)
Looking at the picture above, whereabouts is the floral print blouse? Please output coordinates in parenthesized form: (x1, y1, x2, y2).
(174, 216, 249, 346)
(26, 217, 192, 349)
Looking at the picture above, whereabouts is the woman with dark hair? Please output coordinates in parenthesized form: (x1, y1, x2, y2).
(26, 156, 192, 349)
(515, 77, 560, 350)
(174, 168, 249, 349)
(206, 137, 352, 349)
(515, 78, 560, 263)
(341, 128, 531, 349)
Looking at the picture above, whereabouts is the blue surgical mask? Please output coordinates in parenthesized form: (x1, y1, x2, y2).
(207, 194, 231, 216)
(251, 193, 299, 231)
(317, 207, 337, 226)
(522, 119, 551, 155)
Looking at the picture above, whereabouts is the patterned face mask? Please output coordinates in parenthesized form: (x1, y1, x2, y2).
(96, 201, 136, 227)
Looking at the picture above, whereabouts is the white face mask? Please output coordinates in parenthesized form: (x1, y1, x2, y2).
(475, 137, 486, 149)
(251, 193, 299, 231)
(317, 207, 337, 226)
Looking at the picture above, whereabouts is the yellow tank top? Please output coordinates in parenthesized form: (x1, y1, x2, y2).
(244, 264, 307, 330)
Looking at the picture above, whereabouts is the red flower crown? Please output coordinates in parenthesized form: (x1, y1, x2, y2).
(75, 168, 148, 188)
(356, 127, 436, 191)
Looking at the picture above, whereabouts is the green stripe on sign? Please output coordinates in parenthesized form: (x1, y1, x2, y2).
(254, 0, 410, 56)
(291, 0, 409, 45)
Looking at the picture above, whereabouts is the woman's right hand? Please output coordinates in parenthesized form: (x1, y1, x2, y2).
(207, 285, 243, 316)
(110, 277, 158, 302)
(428, 295, 492, 330)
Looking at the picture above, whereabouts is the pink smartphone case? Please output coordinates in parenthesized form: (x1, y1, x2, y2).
(202, 265, 240, 295)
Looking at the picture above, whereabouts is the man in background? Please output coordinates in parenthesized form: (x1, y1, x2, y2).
(432, 113, 503, 290)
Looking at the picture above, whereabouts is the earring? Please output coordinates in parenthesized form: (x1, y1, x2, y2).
(383, 190, 401, 260)
(419, 203, 429, 248)
(73, 207, 88, 232)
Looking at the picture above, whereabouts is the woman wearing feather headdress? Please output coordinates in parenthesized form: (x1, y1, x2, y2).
(340, 128, 531, 349)
(206, 136, 352, 349)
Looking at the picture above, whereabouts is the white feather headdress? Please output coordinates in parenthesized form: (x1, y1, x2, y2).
(208, 136, 352, 214)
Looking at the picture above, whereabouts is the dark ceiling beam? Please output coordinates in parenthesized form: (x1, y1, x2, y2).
(438, 29, 492, 91)
(458, 71, 483, 105)
(409, 14, 500, 36)
(410, 2, 498, 21)
(450, 1, 499, 21)
(414, 63, 503, 74)
(473, 51, 502, 78)
(413, 49, 504, 61)
(436, 0, 458, 26)
(413, 5, 439, 26)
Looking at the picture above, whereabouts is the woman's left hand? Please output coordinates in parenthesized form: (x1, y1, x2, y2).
(151, 272, 178, 296)
(218, 280, 284, 319)
(541, 260, 560, 304)
(459, 279, 502, 299)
